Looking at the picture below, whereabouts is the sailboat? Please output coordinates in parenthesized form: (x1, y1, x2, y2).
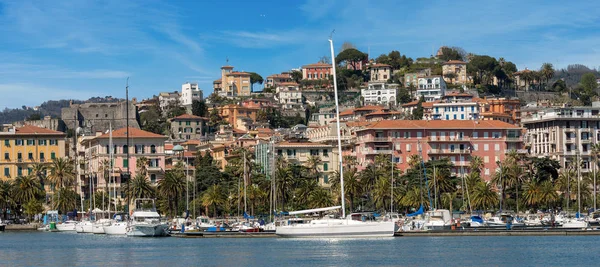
(562, 153, 589, 229)
(275, 35, 395, 238)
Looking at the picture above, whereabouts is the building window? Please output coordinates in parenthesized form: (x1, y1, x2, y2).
(484, 144, 489, 151)
(150, 174, 157, 184)
(473, 132, 478, 139)
(323, 175, 329, 184)
(4, 153, 8, 160)
(186, 121, 191, 126)
(151, 145, 156, 154)
(17, 167, 22, 176)
(323, 149, 328, 157)
(484, 156, 489, 163)
(4, 168, 9, 177)
(40, 152, 44, 160)
(483, 132, 489, 138)
(4, 140, 9, 146)
(495, 144, 500, 150)
(461, 114, 464, 120)
(123, 145, 128, 154)
(51, 152, 56, 159)
(135, 145, 144, 154)
(123, 159, 129, 168)
(16, 139, 23, 146)
(17, 153, 22, 161)
(27, 139, 34, 145)
(50, 140, 57, 145)
(38, 140, 47, 145)
(323, 163, 328, 171)
(28, 153, 33, 160)
(310, 149, 319, 156)
(406, 144, 411, 152)
(473, 144, 478, 151)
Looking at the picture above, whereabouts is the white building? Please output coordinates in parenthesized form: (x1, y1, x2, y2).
(180, 82, 203, 106)
(522, 104, 600, 173)
(309, 112, 337, 126)
(158, 91, 180, 112)
(361, 82, 398, 106)
(432, 93, 480, 120)
(277, 82, 303, 110)
(417, 76, 447, 102)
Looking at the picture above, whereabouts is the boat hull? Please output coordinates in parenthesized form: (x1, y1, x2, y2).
(56, 223, 77, 232)
(276, 221, 395, 238)
(127, 224, 169, 237)
(75, 223, 94, 233)
(92, 224, 106, 234)
(0, 224, 5, 232)
(103, 222, 128, 235)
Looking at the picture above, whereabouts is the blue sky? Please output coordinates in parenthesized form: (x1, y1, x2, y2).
(1, 0, 599, 108)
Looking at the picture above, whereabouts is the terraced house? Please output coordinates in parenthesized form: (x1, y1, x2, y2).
(0, 125, 66, 189)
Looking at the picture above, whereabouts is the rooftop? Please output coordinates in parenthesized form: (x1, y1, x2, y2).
(443, 60, 467, 65)
(172, 114, 208, 121)
(276, 141, 332, 148)
(369, 63, 392, 68)
(96, 127, 167, 139)
(2, 125, 66, 136)
(302, 62, 332, 68)
(360, 120, 521, 130)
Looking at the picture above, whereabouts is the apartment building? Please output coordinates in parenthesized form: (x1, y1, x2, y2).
(355, 120, 524, 180)
(209, 104, 259, 130)
(80, 127, 167, 201)
(276, 82, 303, 110)
(0, 126, 66, 187)
(522, 105, 600, 173)
(170, 114, 207, 141)
(442, 60, 469, 85)
(369, 64, 392, 82)
(479, 97, 521, 125)
(276, 140, 334, 186)
(180, 82, 203, 106)
(266, 72, 292, 88)
(213, 65, 252, 97)
(302, 63, 333, 80)
(416, 76, 447, 102)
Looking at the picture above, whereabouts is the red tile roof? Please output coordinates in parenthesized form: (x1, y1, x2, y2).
(339, 109, 354, 116)
(369, 63, 391, 68)
(444, 92, 473, 98)
(443, 60, 467, 65)
(401, 100, 420, 107)
(13, 125, 65, 135)
(361, 120, 521, 130)
(278, 82, 299, 86)
(213, 79, 222, 83)
(268, 74, 291, 78)
(354, 105, 385, 112)
(221, 65, 234, 69)
(226, 72, 251, 76)
(96, 127, 167, 139)
(172, 114, 208, 121)
(302, 63, 332, 68)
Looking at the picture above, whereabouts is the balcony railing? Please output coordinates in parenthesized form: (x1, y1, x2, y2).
(428, 149, 469, 154)
(505, 137, 523, 142)
(359, 136, 391, 143)
(363, 149, 392, 155)
(147, 166, 162, 172)
(581, 138, 593, 143)
(428, 136, 470, 142)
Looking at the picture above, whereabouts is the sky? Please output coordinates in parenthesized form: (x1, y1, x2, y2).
(0, 0, 599, 109)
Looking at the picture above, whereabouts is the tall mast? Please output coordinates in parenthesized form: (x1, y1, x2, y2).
(329, 33, 345, 218)
(125, 78, 130, 214)
(243, 150, 247, 214)
(577, 151, 581, 217)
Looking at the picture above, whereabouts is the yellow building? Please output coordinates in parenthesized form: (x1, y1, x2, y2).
(0, 125, 66, 183)
(209, 104, 259, 130)
(213, 65, 252, 97)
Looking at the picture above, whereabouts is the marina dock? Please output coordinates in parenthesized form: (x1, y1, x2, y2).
(396, 229, 600, 237)
(4, 224, 39, 231)
(171, 231, 277, 238)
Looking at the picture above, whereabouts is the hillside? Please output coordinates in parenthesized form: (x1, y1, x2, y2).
(0, 96, 122, 124)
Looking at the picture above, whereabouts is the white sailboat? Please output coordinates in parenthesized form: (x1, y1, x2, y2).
(126, 198, 169, 237)
(562, 154, 589, 229)
(103, 213, 128, 235)
(275, 35, 394, 238)
(56, 220, 78, 232)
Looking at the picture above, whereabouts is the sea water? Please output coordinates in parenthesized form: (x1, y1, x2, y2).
(1, 231, 599, 266)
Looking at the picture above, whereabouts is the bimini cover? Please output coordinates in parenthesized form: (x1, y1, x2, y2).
(407, 205, 424, 217)
(471, 216, 484, 224)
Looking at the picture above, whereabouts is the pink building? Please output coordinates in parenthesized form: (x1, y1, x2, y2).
(83, 127, 167, 200)
(355, 120, 524, 180)
(302, 63, 333, 80)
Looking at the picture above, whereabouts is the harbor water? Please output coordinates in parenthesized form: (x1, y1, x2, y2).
(1, 231, 600, 266)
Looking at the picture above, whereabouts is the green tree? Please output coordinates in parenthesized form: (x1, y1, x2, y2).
(396, 88, 412, 104)
(48, 157, 75, 188)
(290, 71, 302, 83)
(158, 168, 186, 217)
(552, 79, 568, 93)
(202, 184, 225, 217)
(24, 198, 43, 221)
(439, 47, 464, 61)
(540, 63, 555, 89)
(125, 174, 155, 200)
(471, 182, 499, 210)
(580, 72, 598, 95)
(444, 72, 457, 84)
(192, 100, 208, 117)
(309, 187, 334, 214)
(467, 55, 498, 85)
(27, 113, 42, 121)
(140, 104, 167, 135)
(0, 180, 12, 219)
(412, 96, 425, 120)
(335, 48, 367, 70)
(12, 175, 42, 205)
(53, 188, 79, 213)
(248, 72, 264, 92)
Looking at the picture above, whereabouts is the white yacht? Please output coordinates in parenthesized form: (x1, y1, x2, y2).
(126, 199, 169, 237)
(423, 210, 452, 230)
(103, 220, 128, 235)
(485, 213, 524, 228)
(275, 37, 395, 238)
(561, 218, 589, 229)
(56, 220, 78, 232)
(276, 207, 394, 238)
(75, 220, 94, 233)
(92, 219, 112, 234)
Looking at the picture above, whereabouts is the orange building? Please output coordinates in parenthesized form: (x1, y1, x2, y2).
(479, 97, 521, 125)
(213, 65, 252, 97)
(209, 104, 259, 130)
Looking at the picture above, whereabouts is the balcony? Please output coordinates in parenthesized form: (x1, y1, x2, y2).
(428, 136, 470, 142)
(581, 138, 593, 143)
(363, 149, 392, 155)
(565, 138, 576, 144)
(359, 136, 391, 143)
(428, 149, 469, 154)
(147, 166, 162, 172)
(505, 137, 522, 142)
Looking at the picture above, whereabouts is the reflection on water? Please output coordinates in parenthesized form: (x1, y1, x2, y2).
(0, 232, 599, 266)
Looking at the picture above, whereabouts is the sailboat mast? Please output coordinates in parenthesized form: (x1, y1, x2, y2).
(418, 140, 433, 210)
(329, 35, 345, 218)
(243, 150, 247, 214)
(577, 151, 581, 217)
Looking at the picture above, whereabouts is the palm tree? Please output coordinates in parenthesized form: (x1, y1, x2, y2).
(408, 155, 422, 170)
(125, 174, 155, 200)
(372, 176, 390, 211)
(136, 157, 149, 178)
(309, 187, 333, 216)
(591, 143, 600, 210)
(0, 180, 12, 219)
(53, 188, 78, 213)
(538, 180, 559, 209)
(305, 155, 322, 181)
(12, 175, 42, 205)
(202, 184, 224, 218)
(400, 187, 427, 210)
(540, 62, 554, 89)
(470, 156, 484, 174)
(30, 163, 47, 190)
(471, 182, 499, 210)
(158, 170, 186, 217)
(441, 192, 457, 212)
(48, 157, 75, 188)
(557, 168, 576, 210)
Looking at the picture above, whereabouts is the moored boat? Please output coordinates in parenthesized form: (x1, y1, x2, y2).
(126, 198, 169, 237)
(56, 220, 78, 232)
